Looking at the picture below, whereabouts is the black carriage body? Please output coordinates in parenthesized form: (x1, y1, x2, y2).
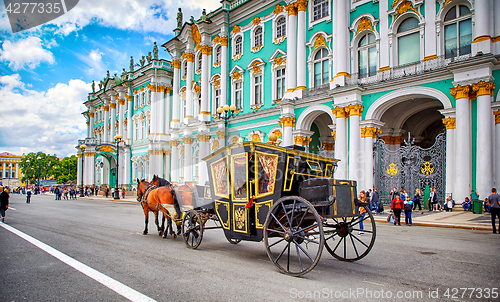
(203, 142, 358, 242)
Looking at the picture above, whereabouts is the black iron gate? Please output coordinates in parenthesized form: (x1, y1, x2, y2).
(374, 132, 446, 204)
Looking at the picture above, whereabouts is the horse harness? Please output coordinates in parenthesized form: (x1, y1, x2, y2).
(140, 184, 158, 205)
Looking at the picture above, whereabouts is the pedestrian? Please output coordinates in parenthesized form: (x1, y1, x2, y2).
(358, 191, 367, 235)
(366, 189, 372, 210)
(372, 187, 380, 214)
(391, 194, 404, 226)
(470, 189, 479, 201)
(484, 198, 490, 213)
(104, 186, 109, 198)
(413, 188, 423, 214)
(390, 187, 399, 203)
(487, 188, 500, 234)
(1, 188, 10, 223)
(122, 188, 125, 199)
(404, 196, 413, 226)
(26, 188, 32, 203)
(462, 197, 471, 211)
(444, 196, 453, 212)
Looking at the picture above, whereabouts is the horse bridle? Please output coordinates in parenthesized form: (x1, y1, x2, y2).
(138, 184, 157, 203)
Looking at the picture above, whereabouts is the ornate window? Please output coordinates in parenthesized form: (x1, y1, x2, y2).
(182, 61, 187, 78)
(254, 27, 263, 48)
(215, 45, 221, 64)
(214, 88, 221, 111)
(234, 81, 242, 109)
(397, 17, 420, 65)
(358, 33, 376, 78)
(235, 36, 242, 55)
(197, 52, 202, 73)
(254, 74, 263, 105)
(313, 48, 329, 87)
(313, 0, 329, 21)
(276, 68, 285, 100)
(276, 17, 286, 39)
(444, 4, 471, 59)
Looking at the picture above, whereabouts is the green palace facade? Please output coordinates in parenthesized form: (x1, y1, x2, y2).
(78, 0, 500, 203)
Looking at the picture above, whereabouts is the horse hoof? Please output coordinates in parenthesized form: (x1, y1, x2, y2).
(142, 231, 148, 235)
(172, 233, 177, 239)
(158, 231, 163, 236)
(162, 234, 167, 239)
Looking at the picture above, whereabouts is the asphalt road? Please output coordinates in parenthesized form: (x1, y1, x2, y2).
(1, 194, 499, 302)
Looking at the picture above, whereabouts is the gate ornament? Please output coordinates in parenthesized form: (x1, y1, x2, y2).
(387, 163, 398, 176)
(421, 162, 434, 175)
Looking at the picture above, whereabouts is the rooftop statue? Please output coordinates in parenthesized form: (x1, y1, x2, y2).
(146, 52, 152, 64)
(153, 42, 158, 60)
(140, 56, 145, 67)
(121, 68, 128, 81)
(114, 73, 121, 85)
(130, 56, 134, 72)
(190, 16, 194, 24)
(177, 8, 182, 28)
(201, 9, 208, 22)
(92, 81, 95, 93)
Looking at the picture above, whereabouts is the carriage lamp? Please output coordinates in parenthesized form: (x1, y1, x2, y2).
(79, 144, 87, 197)
(114, 135, 124, 200)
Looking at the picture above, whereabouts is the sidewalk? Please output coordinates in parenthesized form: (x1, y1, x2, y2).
(373, 206, 493, 231)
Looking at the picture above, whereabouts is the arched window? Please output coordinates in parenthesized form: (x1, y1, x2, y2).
(197, 53, 202, 71)
(254, 27, 263, 47)
(276, 68, 285, 100)
(215, 46, 221, 63)
(313, 48, 329, 87)
(358, 33, 376, 78)
(276, 17, 286, 38)
(397, 17, 420, 65)
(183, 61, 187, 77)
(444, 4, 472, 58)
(193, 150, 199, 180)
(235, 36, 242, 55)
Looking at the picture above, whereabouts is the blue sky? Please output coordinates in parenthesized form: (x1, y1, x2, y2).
(0, 0, 219, 157)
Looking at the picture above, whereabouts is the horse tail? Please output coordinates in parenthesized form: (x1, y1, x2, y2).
(171, 188, 182, 219)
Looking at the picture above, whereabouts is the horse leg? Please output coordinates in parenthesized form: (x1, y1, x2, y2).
(161, 213, 168, 238)
(167, 216, 176, 239)
(154, 211, 163, 237)
(142, 203, 149, 235)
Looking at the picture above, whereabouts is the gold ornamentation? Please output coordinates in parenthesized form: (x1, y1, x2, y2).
(356, 16, 374, 35)
(378, 66, 390, 72)
(214, 79, 220, 87)
(279, 116, 296, 128)
(232, 53, 242, 61)
(117, 99, 125, 105)
(472, 35, 492, 44)
(285, 3, 297, 16)
(252, 134, 261, 142)
(273, 4, 283, 15)
(172, 60, 181, 69)
(294, 136, 311, 146)
(472, 81, 495, 97)
(450, 85, 471, 100)
(331, 131, 336, 141)
(444, 0, 453, 6)
(213, 36, 220, 44)
(103, 105, 109, 111)
(212, 140, 219, 150)
(361, 127, 378, 138)
(252, 17, 261, 26)
(251, 45, 263, 53)
(387, 163, 398, 176)
(273, 56, 286, 68)
(296, 0, 307, 12)
(232, 71, 241, 80)
(200, 45, 211, 55)
(169, 140, 180, 147)
(182, 137, 194, 144)
(140, 86, 145, 92)
(182, 52, 195, 62)
(220, 37, 228, 47)
(197, 134, 211, 142)
(321, 142, 335, 151)
(165, 150, 171, 156)
(234, 207, 245, 230)
(88, 112, 95, 118)
(192, 24, 201, 45)
(442, 118, 456, 130)
(274, 36, 286, 45)
(423, 54, 438, 61)
(332, 106, 348, 119)
(313, 35, 326, 50)
(232, 136, 240, 144)
(346, 104, 363, 117)
(252, 61, 261, 74)
(421, 162, 434, 175)
(394, 0, 419, 21)
(232, 25, 240, 34)
(194, 83, 201, 93)
(216, 131, 225, 139)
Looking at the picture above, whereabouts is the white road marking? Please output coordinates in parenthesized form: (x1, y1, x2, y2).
(8, 207, 16, 210)
(0, 222, 157, 302)
(363, 280, 386, 286)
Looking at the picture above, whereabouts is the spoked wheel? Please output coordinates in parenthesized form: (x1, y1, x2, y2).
(324, 206, 376, 261)
(182, 210, 204, 249)
(226, 237, 241, 244)
(264, 196, 324, 276)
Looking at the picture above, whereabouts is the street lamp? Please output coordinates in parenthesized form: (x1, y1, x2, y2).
(26, 159, 30, 190)
(79, 144, 87, 197)
(36, 155, 41, 194)
(6, 163, 12, 189)
(216, 104, 239, 146)
(114, 134, 124, 200)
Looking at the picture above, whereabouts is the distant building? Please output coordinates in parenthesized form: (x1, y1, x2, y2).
(78, 0, 500, 203)
(0, 152, 24, 188)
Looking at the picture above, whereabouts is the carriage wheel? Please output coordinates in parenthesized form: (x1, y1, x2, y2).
(182, 210, 203, 249)
(324, 206, 376, 262)
(226, 237, 241, 244)
(264, 196, 324, 276)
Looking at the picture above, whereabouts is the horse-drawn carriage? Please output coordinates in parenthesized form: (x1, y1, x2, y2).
(139, 142, 376, 276)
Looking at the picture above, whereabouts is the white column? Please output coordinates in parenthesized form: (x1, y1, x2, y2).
(2, 162, 6, 178)
(158, 88, 165, 134)
(285, 4, 297, 93)
(424, 0, 437, 59)
(199, 47, 210, 121)
(164, 88, 171, 133)
(474, 82, 494, 199)
(126, 96, 132, 143)
(495, 111, 500, 188)
(472, 0, 492, 54)
(280, 117, 295, 146)
(296, 0, 307, 91)
(378, 0, 389, 69)
(452, 86, 471, 202)
(333, 107, 348, 179)
(170, 142, 179, 183)
(15, 163, 19, 178)
(77, 154, 83, 186)
(183, 137, 193, 182)
(110, 102, 116, 140)
(164, 151, 171, 179)
(185, 54, 194, 123)
(221, 37, 228, 106)
(171, 60, 181, 128)
(443, 118, 455, 198)
(103, 104, 109, 143)
(118, 101, 125, 136)
(332, 0, 349, 86)
(89, 111, 95, 138)
(197, 135, 210, 185)
(363, 129, 375, 191)
(123, 149, 130, 188)
(347, 105, 362, 183)
(150, 88, 157, 136)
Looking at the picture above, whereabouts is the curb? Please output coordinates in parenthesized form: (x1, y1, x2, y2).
(374, 218, 492, 231)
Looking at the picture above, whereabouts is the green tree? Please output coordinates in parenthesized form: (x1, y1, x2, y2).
(20, 152, 63, 185)
(55, 156, 78, 184)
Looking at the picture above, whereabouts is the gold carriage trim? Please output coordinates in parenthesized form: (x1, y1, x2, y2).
(255, 200, 273, 229)
(215, 200, 230, 230)
(233, 203, 248, 233)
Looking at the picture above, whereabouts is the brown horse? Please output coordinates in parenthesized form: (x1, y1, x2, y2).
(137, 179, 182, 238)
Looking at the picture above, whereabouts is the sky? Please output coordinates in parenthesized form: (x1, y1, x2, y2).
(0, 0, 220, 158)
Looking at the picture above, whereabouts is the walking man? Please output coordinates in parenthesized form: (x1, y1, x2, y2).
(371, 187, 380, 214)
(1, 187, 10, 223)
(488, 188, 500, 234)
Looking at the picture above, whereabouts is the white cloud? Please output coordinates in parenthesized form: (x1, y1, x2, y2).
(75, 48, 105, 76)
(0, 75, 88, 157)
(0, 36, 55, 70)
